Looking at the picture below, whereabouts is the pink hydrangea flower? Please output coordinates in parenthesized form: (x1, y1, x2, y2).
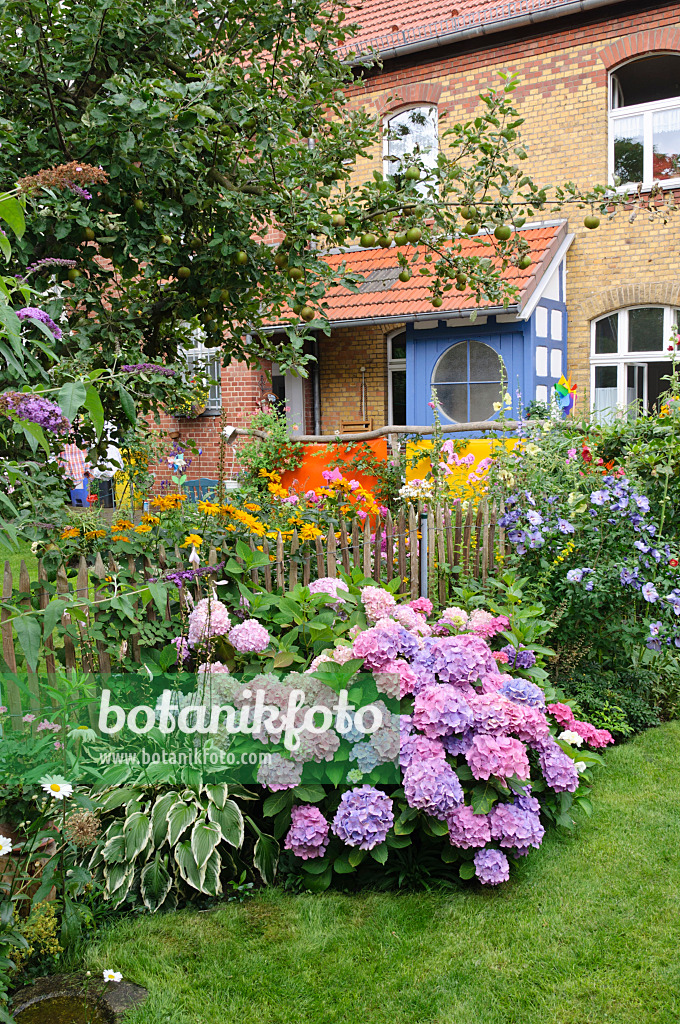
(492, 650, 510, 664)
(447, 804, 492, 849)
(308, 576, 349, 611)
(572, 719, 614, 748)
(466, 692, 513, 734)
(361, 585, 396, 622)
(187, 598, 231, 647)
(400, 733, 447, 770)
(410, 597, 433, 616)
(467, 609, 509, 639)
(413, 683, 473, 738)
(284, 805, 330, 859)
(466, 734, 530, 782)
(547, 702, 576, 728)
(229, 619, 271, 653)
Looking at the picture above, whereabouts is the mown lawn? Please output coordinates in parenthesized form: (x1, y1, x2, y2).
(84, 722, 680, 1024)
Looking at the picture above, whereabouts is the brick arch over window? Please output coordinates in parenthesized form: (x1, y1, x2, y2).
(577, 282, 680, 322)
(374, 83, 442, 117)
(600, 29, 680, 71)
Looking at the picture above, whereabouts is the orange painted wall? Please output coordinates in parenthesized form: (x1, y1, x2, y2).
(280, 439, 388, 495)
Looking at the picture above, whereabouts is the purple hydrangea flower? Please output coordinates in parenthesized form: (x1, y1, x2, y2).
(284, 805, 330, 860)
(331, 785, 394, 850)
(16, 307, 63, 340)
(412, 684, 473, 738)
(499, 676, 545, 709)
(399, 733, 447, 770)
(429, 634, 498, 686)
(499, 645, 537, 670)
(538, 739, 579, 793)
(403, 758, 464, 820)
(442, 730, 475, 757)
(466, 734, 530, 782)
(489, 801, 545, 856)
(474, 848, 510, 885)
(447, 804, 492, 849)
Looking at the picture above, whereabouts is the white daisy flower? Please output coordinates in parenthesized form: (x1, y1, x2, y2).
(40, 775, 73, 800)
(103, 970, 123, 983)
(0, 835, 13, 855)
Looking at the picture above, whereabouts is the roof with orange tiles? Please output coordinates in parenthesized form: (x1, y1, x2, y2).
(340, 0, 605, 58)
(310, 221, 569, 326)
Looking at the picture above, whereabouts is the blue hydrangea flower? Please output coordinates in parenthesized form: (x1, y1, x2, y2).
(499, 677, 546, 710)
(350, 742, 380, 773)
(331, 785, 394, 850)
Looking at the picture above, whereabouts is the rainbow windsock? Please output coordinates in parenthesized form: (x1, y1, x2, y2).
(554, 374, 577, 416)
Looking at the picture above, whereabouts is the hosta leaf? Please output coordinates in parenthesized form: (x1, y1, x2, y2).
(104, 861, 130, 896)
(252, 831, 279, 885)
(201, 849, 223, 897)
(102, 832, 126, 865)
(123, 811, 152, 861)
(152, 791, 181, 846)
(140, 854, 173, 912)
(174, 839, 204, 891)
(205, 782, 229, 810)
(167, 800, 198, 847)
(208, 799, 244, 849)
(191, 819, 221, 869)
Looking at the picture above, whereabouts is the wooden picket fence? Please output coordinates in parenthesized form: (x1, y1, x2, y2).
(0, 500, 505, 729)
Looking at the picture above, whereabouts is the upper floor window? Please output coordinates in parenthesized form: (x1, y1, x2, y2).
(184, 341, 222, 413)
(591, 305, 678, 422)
(384, 106, 438, 189)
(610, 55, 680, 188)
(432, 340, 505, 423)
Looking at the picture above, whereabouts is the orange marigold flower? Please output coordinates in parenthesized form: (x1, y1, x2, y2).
(60, 527, 80, 540)
(113, 519, 134, 530)
(111, 534, 129, 542)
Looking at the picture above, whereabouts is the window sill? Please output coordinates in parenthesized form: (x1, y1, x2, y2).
(611, 179, 680, 195)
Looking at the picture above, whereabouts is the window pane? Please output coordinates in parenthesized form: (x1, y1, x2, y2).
(433, 383, 467, 422)
(653, 106, 680, 180)
(391, 334, 406, 360)
(595, 313, 618, 354)
(470, 382, 503, 421)
(387, 107, 438, 169)
(613, 114, 644, 184)
(629, 307, 664, 351)
(594, 365, 618, 424)
(469, 340, 503, 382)
(391, 370, 406, 424)
(433, 342, 467, 383)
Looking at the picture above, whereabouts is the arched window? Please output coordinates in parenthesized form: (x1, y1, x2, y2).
(384, 106, 438, 188)
(431, 340, 505, 423)
(610, 55, 680, 187)
(591, 305, 678, 422)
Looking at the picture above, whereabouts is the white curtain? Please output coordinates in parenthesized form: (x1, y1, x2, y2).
(593, 387, 618, 424)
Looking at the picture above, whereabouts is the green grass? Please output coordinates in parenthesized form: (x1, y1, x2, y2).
(84, 723, 680, 1024)
(2, 540, 38, 583)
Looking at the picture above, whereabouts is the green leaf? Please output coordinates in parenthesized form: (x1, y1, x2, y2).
(301, 863, 332, 892)
(262, 791, 293, 817)
(43, 599, 68, 640)
(369, 843, 388, 864)
(299, 855, 330, 875)
(151, 791, 180, 846)
(471, 784, 499, 815)
(174, 839, 204, 891)
(191, 818, 221, 868)
(292, 784, 325, 803)
(0, 304, 21, 342)
(208, 799, 244, 848)
(83, 385, 105, 438)
(332, 853, 355, 874)
(14, 614, 41, 671)
(167, 800, 198, 847)
(57, 381, 87, 422)
(124, 810, 152, 861)
(102, 831, 126, 865)
(247, 817, 279, 884)
(205, 782, 229, 810)
(21, 421, 49, 457)
(0, 196, 25, 238)
(140, 853, 172, 912)
(201, 849, 223, 896)
(348, 847, 366, 868)
(116, 383, 137, 424)
(147, 582, 169, 618)
(459, 862, 476, 880)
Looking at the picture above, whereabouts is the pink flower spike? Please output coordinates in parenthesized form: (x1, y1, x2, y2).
(22, 713, 36, 723)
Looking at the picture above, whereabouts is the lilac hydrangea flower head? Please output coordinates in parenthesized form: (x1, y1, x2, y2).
(489, 801, 545, 856)
(442, 730, 474, 757)
(352, 626, 404, 670)
(503, 703, 551, 747)
(187, 598, 231, 647)
(412, 684, 474, 738)
(499, 677, 546, 710)
(404, 759, 464, 820)
(500, 645, 537, 669)
(284, 805, 330, 860)
(447, 804, 492, 848)
(466, 734, 530, 782)
(229, 619, 271, 653)
(361, 586, 396, 622)
(257, 753, 303, 791)
(538, 738, 579, 792)
(16, 307, 62, 340)
(466, 692, 514, 734)
(331, 785, 394, 850)
(439, 606, 468, 629)
(392, 604, 430, 634)
(400, 733, 447, 770)
(473, 848, 510, 885)
(429, 634, 498, 685)
(308, 644, 358, 673)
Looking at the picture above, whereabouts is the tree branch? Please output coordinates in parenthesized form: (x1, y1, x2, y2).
(35, 35, 71, 158)
(206, 166, 264, 196)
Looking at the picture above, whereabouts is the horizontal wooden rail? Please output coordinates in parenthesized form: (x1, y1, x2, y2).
(233, 421, 519, 443)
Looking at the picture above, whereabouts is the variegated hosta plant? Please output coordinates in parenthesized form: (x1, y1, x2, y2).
(90, 782, 273, 912)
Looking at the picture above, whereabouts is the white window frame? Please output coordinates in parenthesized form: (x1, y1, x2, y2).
(609, 72, 680, 190)
(184, 341, 222, 413)
(383, 105, 439, 182)
(387, 330, 406, 425)
(590, 305, 677, 418)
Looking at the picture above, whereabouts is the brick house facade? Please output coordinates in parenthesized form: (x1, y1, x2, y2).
(156, 0, 680, 488)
